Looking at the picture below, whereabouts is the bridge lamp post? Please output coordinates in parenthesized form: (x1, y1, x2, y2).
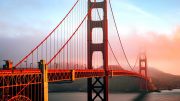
(30, 63, 33, 68)
(54, 63, 58, 69)
(24, 60, 27, 68)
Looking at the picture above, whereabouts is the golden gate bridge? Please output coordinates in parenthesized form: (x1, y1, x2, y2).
(0, 0, 155, 101)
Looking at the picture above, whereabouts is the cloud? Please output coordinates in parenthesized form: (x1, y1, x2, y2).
(119, 26, 180, 75)
(0, 20, 50, 66)
(119, 2, 160, 20)
(0, 22, 180, 75)
(0, 19, 51, 38)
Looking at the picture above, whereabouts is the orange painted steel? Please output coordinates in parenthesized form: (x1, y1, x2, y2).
(0, 69, 148, 84)
(0, 69, 150, 101)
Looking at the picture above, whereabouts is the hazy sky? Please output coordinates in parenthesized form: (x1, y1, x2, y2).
(0, 0, 180, 75)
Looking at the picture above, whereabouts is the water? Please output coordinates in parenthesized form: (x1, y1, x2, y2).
(49, 89, 180, 101)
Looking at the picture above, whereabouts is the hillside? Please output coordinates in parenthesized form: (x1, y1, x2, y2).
(149, 68, 180, 90)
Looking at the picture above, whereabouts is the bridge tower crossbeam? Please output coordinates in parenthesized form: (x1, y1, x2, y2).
(87, 0, 109, 101)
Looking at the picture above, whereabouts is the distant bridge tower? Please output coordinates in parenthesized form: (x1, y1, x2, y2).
(87, 0, 109, 101)
(139, 53, 148, 91)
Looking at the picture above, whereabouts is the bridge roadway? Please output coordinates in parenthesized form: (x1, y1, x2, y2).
(0, 69, 146, 89)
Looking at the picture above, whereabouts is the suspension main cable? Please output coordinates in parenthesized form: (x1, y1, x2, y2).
(108, 42, 121, 67)
(109, 0, 134, 71)
(47, 1, 96, 65)
(96, 6, 121, 68)
(14, 0, 80, 68)
(133, 54, 139, 69)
